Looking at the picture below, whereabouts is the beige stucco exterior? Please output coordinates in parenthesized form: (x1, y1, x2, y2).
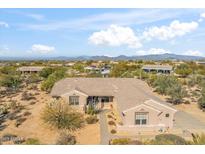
(51, 78, 177, 132)
(118, 102, 177, 132)
(61, 89, 88, 111)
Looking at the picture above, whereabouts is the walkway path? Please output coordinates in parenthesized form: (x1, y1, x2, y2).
(99, 109, 119, 145)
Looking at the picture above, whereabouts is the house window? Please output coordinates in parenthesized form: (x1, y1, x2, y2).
(69, 96, 79, 105)
(135, 112, 148, 125)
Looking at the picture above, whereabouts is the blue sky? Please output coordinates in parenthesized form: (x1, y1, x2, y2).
(0, 8, 205, 57)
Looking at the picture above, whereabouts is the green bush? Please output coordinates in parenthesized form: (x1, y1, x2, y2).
(111, 138, 131, 145)
(110, 129, 117, 134)
(85, 115, 98, 124)
(26, 138, 40, 145)
(175, 64, 192, 77)
(0, 74, 22, 90)
(198, 86, 205, 110)
(152, 134, 186, 145)
(41, 68, 67, 92)
(41, 100, 84, 131)
(39, 67, 56, 78)
(153, 75, 186, 104)
(108, 121, 116, 126)
(86, 105, 99, 115)
(0, 105, 9, 115)
(107, 114, 113, 119)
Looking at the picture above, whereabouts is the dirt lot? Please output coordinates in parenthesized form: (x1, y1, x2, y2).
(0, 83, 100, 145)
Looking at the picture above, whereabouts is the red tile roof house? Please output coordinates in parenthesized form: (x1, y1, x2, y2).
(51, 78, 177, 133)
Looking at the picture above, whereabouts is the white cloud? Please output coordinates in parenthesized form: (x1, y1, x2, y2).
(199, 12, 205, 22)
(143, 20, 198, 40)
(0, 21, 9, 28)
(30, 44, 55, 54)
(200, 13, 205, 18)
(136, 48, 171, 55)
(88, 24, 142, 49)
(26, 14, 44, 20)
(184, 50, 204, 56)
(19, 9, 193, 31)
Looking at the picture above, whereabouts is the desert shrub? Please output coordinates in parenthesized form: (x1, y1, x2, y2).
(152, 134, 186, 145)
(56, 132, 76, 145)
(198, 86, 205, 110)
(9, 101, 17, 110)
(184, 100, 190, 104)
(0, 105, 9, 115)
(153, 75, 186, 104)
(111, 138, 131, 145)
(191, 133, 205, 145)
(26, 74, 41, 84)
(13, 137, 25, 144)
(175, 64, 192, 77)
(23, 111, 31, 116)
(25, 138, 40, 145)
(0, 66, 16, 75)
(107, 114, 113, 119)
(167, 84, 187, 104)
(108, 121, 116, 126)
(2, 133, 17, 142)
(0, 74, 22, 90)
(41, 100, 84, 131)
(21, 92, 35, 101)
(86, 105, 99, 115)
(85, 115, 98, 124)
(41, 68, 67, 92)
(110, 129, 117, 134)
(15, 117, 27, 127)
(29, 101, 36, 105)
(40, 67, 56, 78)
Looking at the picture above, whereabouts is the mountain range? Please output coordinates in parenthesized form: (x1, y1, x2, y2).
(0, 53, 205, 61)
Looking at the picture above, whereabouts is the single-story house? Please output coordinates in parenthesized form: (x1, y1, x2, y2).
(101, 69, 110, 77)
(142, 65, 173, 74)
(65, 62, 75, 67)
(196, 61, 205, 65)
(51, 78, 177, 132)
(84, 66, 100, 71)
(17, 66, 45, 74)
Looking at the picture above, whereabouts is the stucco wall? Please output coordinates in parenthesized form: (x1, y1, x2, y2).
(61, 90, 87, 111)
(121, 104, 176, 131)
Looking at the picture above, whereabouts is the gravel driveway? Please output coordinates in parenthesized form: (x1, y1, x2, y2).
(174, 110, 205, 130)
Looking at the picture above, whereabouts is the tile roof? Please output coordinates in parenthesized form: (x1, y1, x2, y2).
(51, 78, 175, 113)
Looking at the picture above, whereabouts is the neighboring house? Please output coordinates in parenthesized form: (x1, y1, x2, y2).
(142, 65, 173, 74)
(84, 66, 99, 71)
(17, 66, 44, 74)
(196, 61, 205, 65)
(51, 78, 177, 132)
(101, 69, 110, 77)
(65, 62, 75, 67)
(49, 63, 63, 67)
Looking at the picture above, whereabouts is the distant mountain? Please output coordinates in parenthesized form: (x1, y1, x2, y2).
(0, 53, 205, 61)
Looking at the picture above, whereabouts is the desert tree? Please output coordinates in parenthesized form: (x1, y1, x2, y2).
(41, 99, 84, 131)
